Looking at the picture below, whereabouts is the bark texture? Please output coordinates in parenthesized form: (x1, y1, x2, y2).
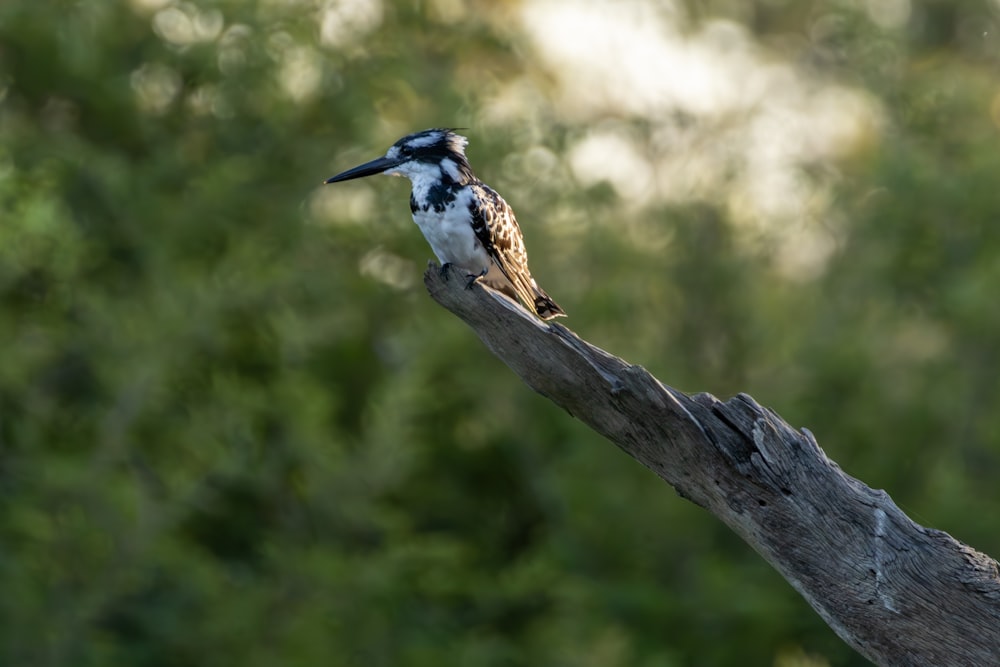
(424, 263, 1000, 667)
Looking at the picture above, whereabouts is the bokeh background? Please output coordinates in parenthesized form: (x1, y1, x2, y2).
(2, 0, 999, 665)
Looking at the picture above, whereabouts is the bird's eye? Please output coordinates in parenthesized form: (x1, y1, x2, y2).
(399, 146, 413, 157)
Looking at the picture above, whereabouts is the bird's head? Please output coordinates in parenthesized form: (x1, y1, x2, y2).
(324, 128, 474, 186)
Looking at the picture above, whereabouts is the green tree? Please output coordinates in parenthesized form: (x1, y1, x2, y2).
(1, 1, 998, 665)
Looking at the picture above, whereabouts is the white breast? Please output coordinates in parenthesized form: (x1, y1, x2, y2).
(411, 188, 491, 275)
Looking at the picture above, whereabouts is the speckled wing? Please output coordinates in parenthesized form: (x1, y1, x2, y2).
(466, 183, 565, 319)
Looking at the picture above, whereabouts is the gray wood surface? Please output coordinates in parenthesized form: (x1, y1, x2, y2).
(424, 262, 1000, 667)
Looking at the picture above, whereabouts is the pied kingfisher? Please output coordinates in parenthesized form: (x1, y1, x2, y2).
(324, 128, 565, 320)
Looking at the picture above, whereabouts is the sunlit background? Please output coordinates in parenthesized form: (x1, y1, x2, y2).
(2, 0, 1000, 665)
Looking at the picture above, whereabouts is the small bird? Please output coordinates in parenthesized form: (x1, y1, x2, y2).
(324, 128, 565, 320)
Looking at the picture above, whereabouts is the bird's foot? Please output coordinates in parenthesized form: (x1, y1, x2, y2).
(465, 267, 488, 290)
(439, 262, 452, 280)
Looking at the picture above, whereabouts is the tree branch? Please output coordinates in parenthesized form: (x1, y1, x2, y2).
(424, 263, 1000, 666)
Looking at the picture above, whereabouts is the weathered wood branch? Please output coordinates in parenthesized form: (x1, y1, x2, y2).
(424, 263, 1000, 667)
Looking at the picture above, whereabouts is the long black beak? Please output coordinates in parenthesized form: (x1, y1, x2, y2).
(324, 155, 401, 184)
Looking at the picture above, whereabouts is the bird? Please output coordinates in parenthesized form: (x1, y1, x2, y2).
(324, 128, 565, 320)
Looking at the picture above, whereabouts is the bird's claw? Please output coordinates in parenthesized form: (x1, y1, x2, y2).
(439, 262, 452, 280)
(465, 268, 488, 290)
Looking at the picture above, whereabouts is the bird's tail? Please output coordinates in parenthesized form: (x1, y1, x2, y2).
(531, 285, 566, 320)
(484, 270, 566, 320)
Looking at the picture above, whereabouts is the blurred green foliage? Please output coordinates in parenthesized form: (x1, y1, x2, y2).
(2, 0, 999, 665)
